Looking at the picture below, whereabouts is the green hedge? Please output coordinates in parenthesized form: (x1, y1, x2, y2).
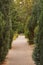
(0, 12, 11, 63)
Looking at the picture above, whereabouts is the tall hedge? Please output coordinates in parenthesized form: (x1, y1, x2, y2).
(32, 0, 43, 65)
(0, 0, 13, 63)
(33, 10, 43, 65)
(39, 11, 43, 65)
(32, 25, 40, 65)
(0, 12, 10, 63)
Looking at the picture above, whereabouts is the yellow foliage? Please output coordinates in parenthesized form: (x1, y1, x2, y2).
(13, 33, 18, 40)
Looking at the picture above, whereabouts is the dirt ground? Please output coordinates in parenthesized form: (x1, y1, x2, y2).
(2, 35, 35, 65)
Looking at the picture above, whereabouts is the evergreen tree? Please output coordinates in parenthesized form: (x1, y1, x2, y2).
(39, 11, 43, 65)
(27, 0, 41, 44)
(0, 0, 13, 63)
(33, 0, 43, 65)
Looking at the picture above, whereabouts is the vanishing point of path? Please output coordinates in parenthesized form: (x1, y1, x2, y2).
(2, 35, 35, 65)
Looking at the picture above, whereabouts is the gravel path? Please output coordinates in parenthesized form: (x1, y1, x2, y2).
(2, 35, 35, 65)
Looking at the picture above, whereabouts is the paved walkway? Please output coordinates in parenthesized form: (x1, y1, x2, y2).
(2, 35, 35, 65)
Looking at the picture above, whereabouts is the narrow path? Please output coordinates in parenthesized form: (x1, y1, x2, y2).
(3, 35, 35, 65)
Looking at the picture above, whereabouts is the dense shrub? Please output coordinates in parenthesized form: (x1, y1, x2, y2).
(32, 26, 40, 65)
(39, 11, 43, 65)
(0, 12, 10, 63)
(32, 10, 43, 65)
(0, 0, 13, 63)
(32, 0, 43, 64)
(33, 44, 40, 65)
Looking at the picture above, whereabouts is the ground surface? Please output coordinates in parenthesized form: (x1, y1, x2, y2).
(2, 35, 35, 65)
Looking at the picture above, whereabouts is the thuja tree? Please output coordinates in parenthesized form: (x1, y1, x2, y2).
(33, 11, 43, 65)
(8, 1, 15, 49)
(32, 0, 43, 65)
(32, 24, 40, 65)
(40, 11, 43, 65)
(27, 0, 41, 44)
(0, 0, 13, 63)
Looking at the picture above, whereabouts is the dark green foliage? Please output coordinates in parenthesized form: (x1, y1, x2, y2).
(0, 0, 13, 63)
(26, 0, 41, 45)
(0, 12, 10, 63)
(17, 23, 24, 34)
(0, 0, 43, 65)
(39, 11, 43, 65)
(7, 15, 12, 49)
(33, 1, 43, 65)
(33, 11, 43, 65)
(33, 44, 40, 65)
(32, 26, 40, 65)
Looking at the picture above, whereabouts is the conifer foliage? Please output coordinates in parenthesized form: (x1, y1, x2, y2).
(0, 0, 43, 65)
(0, 0, 13, 63)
